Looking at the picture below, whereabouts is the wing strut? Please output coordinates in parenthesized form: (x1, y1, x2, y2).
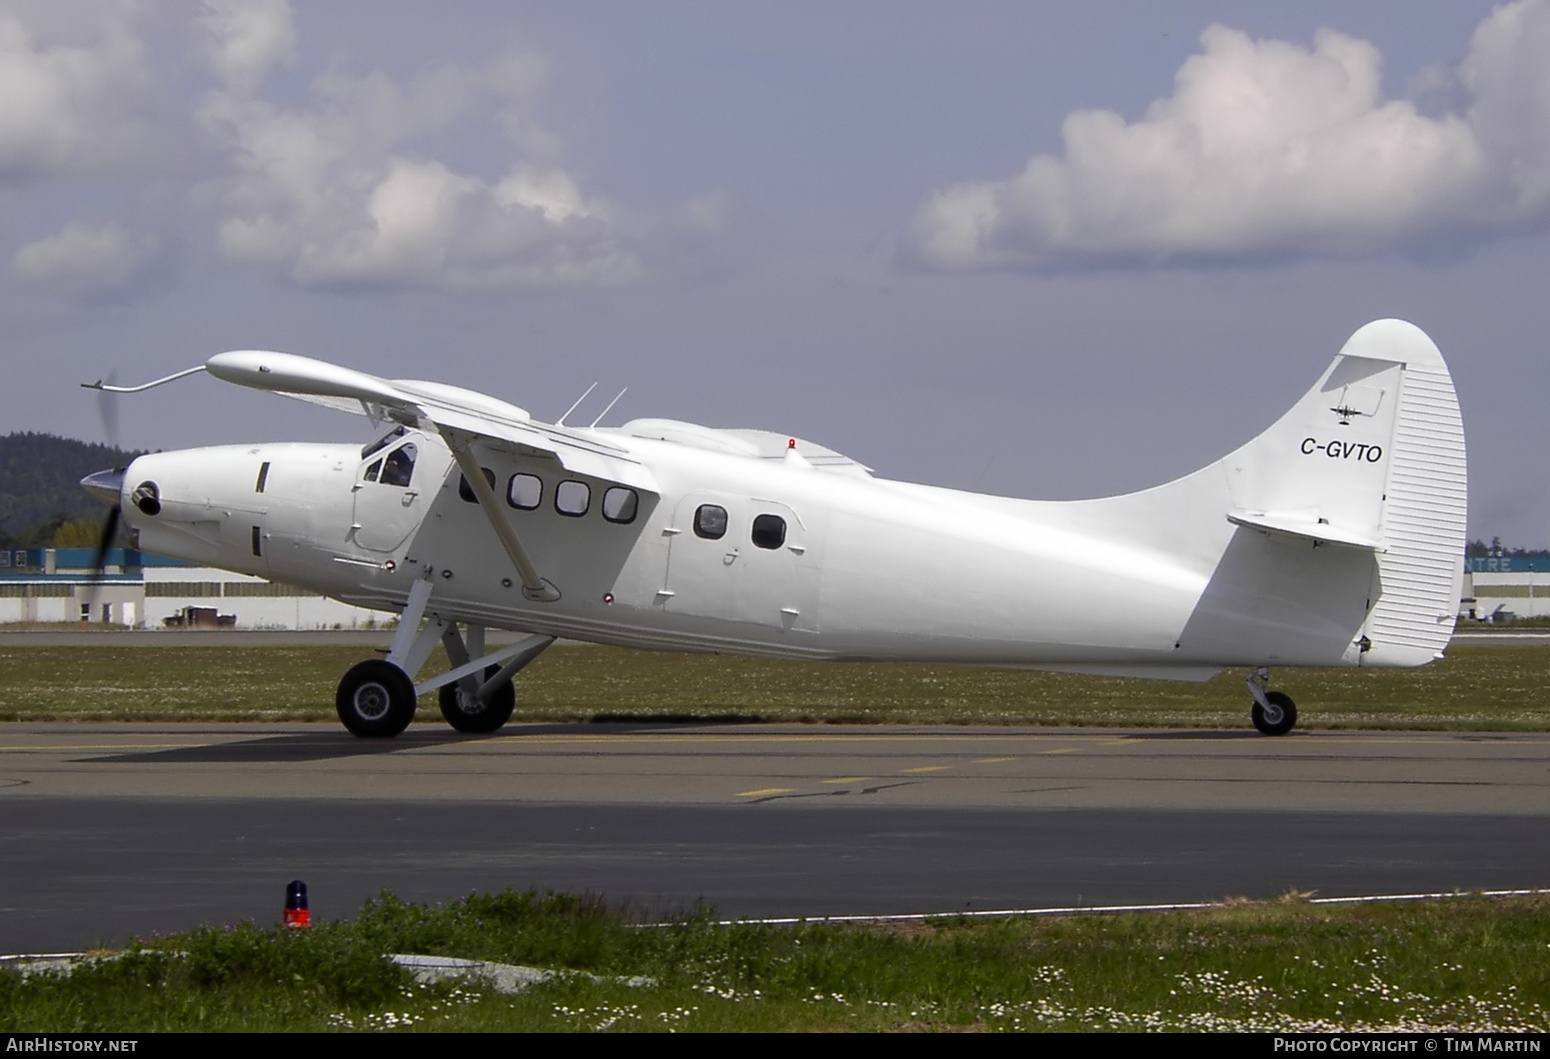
(442, 431, 561, 602)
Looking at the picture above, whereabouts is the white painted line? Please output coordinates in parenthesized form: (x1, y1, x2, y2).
(8, 888, 1546, 960)
(704, 887, 1550, 926)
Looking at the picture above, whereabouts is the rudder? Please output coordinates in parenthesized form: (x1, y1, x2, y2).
(1347, 321, 1468, 666)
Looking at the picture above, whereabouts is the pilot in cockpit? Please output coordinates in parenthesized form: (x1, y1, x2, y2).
(379, 443, 417, 487)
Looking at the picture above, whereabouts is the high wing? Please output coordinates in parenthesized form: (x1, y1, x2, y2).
(205, 351, 658, 495)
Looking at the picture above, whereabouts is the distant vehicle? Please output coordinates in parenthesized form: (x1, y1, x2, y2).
(81, 319, 1466, 738)
(162, 606, 237, 629)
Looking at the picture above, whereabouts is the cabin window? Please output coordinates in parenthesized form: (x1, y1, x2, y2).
(507, 473, 542, 510)
(380, 443, 417, 487)
(363, 459, 382, 483)
(602, 487, 638, 524)
(555, 480, 590, 516)
(694, 504, 728, 540)
(751, 513, 786, 549)
(361, 425, 407, 459)
(458, 467, 495, 502)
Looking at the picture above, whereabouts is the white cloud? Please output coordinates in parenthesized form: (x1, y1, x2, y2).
(200, 0, 296, 96)
(0, 3, 723, 296)
(0, 3, 160, 177)
(197, 15, 649, 292)
(9, 220, 157, 294)
(905, 0, 1550, 270)
(1461, 0, 1550, 216)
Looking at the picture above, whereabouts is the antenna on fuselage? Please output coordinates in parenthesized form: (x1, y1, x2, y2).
(589, 388, 627, 427)
(555, 381, 597, 426)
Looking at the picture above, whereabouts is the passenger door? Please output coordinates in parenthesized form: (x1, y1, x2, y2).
(734, 499, 819, 633)
(663, 491, 742, 624)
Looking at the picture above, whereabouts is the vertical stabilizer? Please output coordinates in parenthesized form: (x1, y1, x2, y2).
(1170, 319, 1466, 668)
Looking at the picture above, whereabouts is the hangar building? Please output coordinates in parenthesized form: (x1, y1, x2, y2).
(1462, 556, 1550, 622)
(0, 548, 386, 629)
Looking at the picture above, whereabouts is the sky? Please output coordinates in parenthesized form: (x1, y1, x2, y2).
(1, 0, 1546, 544)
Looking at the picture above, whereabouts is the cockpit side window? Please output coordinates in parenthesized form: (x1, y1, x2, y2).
(379, 443, 417, 487)
(363, 459, 383, 483)
(361, 425, 408, 460)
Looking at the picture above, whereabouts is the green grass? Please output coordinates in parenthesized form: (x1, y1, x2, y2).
(4, 890, 1547, 1032)
(0, 643, 1548, 729)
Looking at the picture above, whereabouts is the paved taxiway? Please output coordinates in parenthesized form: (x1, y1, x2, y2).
(2, 723, 1547, 951)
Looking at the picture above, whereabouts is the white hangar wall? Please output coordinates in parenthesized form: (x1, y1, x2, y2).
(0, 548, 390, 629)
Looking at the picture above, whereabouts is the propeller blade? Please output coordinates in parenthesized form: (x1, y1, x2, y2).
(94, 505, 121, 572)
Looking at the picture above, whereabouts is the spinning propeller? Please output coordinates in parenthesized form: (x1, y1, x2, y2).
(79, 371, 129, 574)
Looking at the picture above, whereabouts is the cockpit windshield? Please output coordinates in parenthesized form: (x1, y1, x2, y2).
(361, 425, 408, 460)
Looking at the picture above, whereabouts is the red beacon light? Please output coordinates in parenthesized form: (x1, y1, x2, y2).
(787, 437, 796, 449)
(283, 879, 311, 928)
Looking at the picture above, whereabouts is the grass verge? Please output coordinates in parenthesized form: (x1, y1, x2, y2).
(3, 890, 1547, 1032)
(0, 643, 1548, 729)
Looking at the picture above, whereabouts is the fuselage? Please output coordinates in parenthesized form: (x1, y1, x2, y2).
(77, 321, 1470, 743)
(113, 421, 1375, 677)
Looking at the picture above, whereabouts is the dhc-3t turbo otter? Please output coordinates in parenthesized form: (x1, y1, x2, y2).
(80, 319, 1467, 738)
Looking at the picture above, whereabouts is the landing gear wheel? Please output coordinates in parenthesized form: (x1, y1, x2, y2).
(1251, 690, 1297, 736)
(336, 659, 417, 738)
(439, 665, 515, 734)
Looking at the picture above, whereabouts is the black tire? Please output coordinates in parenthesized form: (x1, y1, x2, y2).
(439, 665, 515, 734)
(1251, 690, 1297, 736)
(336, 659, 417, 738)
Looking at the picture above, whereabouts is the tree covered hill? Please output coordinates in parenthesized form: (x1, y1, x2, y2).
(0, 433, 144, 547)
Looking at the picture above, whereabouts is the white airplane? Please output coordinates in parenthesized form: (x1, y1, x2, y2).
(80, 318, 1466, 738)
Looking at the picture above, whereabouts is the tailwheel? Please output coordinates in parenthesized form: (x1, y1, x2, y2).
(336, 659, 417, 738)
(1251, 690, 1297, 736)
(439, 665, 516, 734)
(1246, 667, 1297, 736)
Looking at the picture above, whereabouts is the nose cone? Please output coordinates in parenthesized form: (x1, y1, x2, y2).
(80, 468, 125, 507)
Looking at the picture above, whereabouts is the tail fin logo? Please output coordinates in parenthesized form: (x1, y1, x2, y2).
(1328, 383, 1386, 426)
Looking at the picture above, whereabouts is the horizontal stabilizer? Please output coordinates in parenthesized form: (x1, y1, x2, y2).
(1226, 510, 1382, 551)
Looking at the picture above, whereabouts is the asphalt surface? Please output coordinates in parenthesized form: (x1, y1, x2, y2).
(1, 723, 1547, 953)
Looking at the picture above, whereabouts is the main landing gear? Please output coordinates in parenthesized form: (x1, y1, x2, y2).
(439, 665, 516, 734)
(337, 659, 417, 737)
(334, 577, 553, 738)
(1246, 667, 1297, 736)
